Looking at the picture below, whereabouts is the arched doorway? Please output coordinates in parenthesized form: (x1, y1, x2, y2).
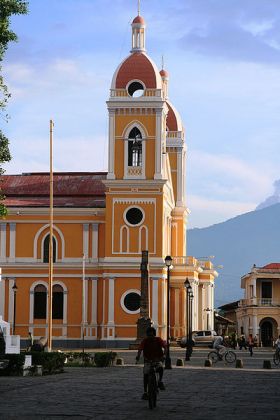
(260, 318, 277, 347)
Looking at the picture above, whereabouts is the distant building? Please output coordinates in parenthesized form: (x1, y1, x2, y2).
(236, 263, 280, 346)
(0, 11, 218, 348)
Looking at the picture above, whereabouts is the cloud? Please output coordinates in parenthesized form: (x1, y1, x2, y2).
(171, 0, 280, 63)
(188, 150, 275, 202)
(187, 194, 256, 228)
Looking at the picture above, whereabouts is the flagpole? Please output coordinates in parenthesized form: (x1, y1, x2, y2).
(48, 119, 54, 352)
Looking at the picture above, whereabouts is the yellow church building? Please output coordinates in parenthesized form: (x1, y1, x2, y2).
(0, 12, 217, 348)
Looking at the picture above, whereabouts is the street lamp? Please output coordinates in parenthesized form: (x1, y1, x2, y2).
(12, 281, 18, 335)
(165, 255, 173, 369)
(184, 278, 193, 361)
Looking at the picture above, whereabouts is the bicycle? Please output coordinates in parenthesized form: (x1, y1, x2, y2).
(208, 348, 236, 364)
(273, 348, 280, 366)
(147, 361, 159, 409)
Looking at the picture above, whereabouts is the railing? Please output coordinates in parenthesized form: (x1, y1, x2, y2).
(239, 298, 280, 307)
(172, 256, 213, 269)
(110, 88, 163, 98)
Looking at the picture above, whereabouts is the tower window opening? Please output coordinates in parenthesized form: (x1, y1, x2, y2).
(128, 127, 142, 167)
(128, 81, 144, 97)
(43, 234, 57, 263)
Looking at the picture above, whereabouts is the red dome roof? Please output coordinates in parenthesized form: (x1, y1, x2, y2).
(160, 69, 169, 78)
(166, 101, 183, 131)
(132, 15, 145, 24)
(115, 53, 159, 89)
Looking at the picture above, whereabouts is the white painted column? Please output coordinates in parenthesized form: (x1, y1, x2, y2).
(107, 278, 115, 339)
(152, 278, 158, 328)
(107, 109, 115, 179)
(174, 288, 180, 336)
(0, 275, 5, 318)
(154, 109, 163, 179)
(91, 278, 98, 338)
(8, 278, 15, 326)
(92, 223, 99, 260)
(0, 223, 6, 261)
(252, 315, 258, 337)
(9, 223, 16, 262)
(83, 224, 89, 258)
(202, 286, 206, 330)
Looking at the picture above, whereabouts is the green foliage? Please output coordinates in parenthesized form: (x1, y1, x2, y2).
(26, 351, 66, 375)
(66, 351, 94, 367)
(0, 0, 28, 216)
(94, 351, 117, 367)
(0, 353, 25, 376)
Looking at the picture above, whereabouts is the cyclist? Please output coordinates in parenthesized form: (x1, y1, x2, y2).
(213, 334, 225, 359)
(136, 326, 167, 400)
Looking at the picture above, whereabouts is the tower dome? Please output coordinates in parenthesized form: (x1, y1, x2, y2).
(166, 101, 183, 132)
(111, 52, 163, 90)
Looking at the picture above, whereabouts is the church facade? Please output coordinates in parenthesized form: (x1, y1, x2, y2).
(0, 12, 217, 347)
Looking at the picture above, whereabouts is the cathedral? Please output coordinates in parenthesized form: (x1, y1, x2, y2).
(0, 11, 217, 347)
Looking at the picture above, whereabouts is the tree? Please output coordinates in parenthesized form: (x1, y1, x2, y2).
(0, 0, 28, 216)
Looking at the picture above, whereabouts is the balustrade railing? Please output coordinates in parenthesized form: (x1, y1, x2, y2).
(239, 298, 280, 307)
(110, 88, 162, 98)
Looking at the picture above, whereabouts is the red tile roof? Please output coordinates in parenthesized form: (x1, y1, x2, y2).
(262, 263, 280, 269)
(116, 53, 157, 89)
(0, 172, 107, 208)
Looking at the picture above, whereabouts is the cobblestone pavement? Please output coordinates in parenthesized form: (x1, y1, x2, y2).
(0, 348, 280, 420)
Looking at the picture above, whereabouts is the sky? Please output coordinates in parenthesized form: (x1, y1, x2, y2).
(2, 0, 280, 228)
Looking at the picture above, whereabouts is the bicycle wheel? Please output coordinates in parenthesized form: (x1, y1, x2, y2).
(148, 373, 157, 409)
(225, 351, 236, 364)
(208, 351, 218, 364)
(273, 352, 280, 366)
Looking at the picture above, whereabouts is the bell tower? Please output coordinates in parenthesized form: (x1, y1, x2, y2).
(104, 12, 174, 260)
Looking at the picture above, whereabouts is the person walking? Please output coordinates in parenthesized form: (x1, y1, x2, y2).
(239, 335, 247, 350)
(248, 333, 254, 356)
(27, 331, 33, 351)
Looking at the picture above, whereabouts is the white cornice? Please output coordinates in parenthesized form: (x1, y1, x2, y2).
(6, 207, 105, 216)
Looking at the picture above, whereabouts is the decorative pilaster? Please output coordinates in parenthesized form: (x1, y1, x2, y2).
(154, 109, 163, 179)
(83, 224, 89, 258)
(0, 223, 6, 261)
(9, 223, 16, 262)
(107, 109, 116, 179)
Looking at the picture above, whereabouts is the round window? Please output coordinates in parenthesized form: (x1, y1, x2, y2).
(125, 207, 144, 225)
(124, 292, 141, 312)
(128, 81, 144, 97)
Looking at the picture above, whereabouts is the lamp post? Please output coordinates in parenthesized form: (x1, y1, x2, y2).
(165, 255, 173, 369)
(12, 281, 18, 335)
(184, 279, 194, 361)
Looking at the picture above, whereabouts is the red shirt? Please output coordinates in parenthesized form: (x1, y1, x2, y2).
(139, 337, 166, 361)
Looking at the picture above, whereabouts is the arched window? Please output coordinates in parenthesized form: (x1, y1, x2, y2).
(128, 127, 142, 167)
(52, 285, 63, 319)
(34, 284, 47, 319)
(43, 234, 57, 263)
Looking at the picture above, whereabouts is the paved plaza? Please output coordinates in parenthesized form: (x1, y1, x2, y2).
(0, 348, 280, 420)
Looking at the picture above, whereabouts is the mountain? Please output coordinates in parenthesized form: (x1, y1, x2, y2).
(187, 203, 280, 307)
